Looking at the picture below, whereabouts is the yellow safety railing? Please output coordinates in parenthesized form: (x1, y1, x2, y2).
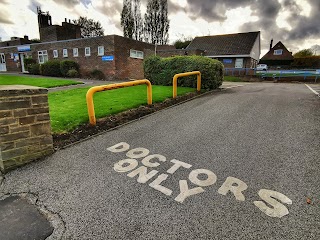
(86, 80, 152, 125)
(172, 71, 201, 98)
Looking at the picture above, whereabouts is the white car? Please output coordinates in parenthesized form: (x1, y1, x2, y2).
(256, 64, 268, 71)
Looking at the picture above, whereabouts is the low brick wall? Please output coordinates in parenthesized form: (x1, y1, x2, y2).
(0, 85, 53, 172)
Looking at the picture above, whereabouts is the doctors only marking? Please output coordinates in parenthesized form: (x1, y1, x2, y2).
(108, 142, 293, 218)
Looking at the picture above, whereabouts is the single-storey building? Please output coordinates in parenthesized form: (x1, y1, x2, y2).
(259, 41, 294, 67)
(186, 31, 261, 69)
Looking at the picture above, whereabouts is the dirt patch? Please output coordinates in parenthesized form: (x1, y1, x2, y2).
(53, 92, 204, 149)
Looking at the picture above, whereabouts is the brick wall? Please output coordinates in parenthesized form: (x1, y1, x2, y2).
(145, 49, 205, 58)
(0, 85, 53, 173)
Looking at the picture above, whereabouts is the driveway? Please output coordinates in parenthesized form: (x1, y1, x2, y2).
(1, 82, 319, 239)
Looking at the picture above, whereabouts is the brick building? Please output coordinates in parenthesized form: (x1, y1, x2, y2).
(259, 40, 294, 67)
(0, 35, 156, 80)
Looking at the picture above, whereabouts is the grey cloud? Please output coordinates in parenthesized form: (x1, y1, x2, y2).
(28, 0, 42, 14)
(0, 14, 13, 24)
(95, 1, 122, 31)
(54, 0, 80, 9)
(184, 0, 254, 22)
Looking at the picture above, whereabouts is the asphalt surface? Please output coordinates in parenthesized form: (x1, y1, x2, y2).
(1, 82, 319, 239)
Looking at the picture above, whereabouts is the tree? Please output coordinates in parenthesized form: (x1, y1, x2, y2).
(132, 0, 143, 41)
(293, 49, 314, 58)
(144, 0, 170, 45)
(173, 35, 193, 49)
(73, 16, 104, 38)
(121, 0, 134, 38)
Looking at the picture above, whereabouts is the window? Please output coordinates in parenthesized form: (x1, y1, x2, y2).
(63, 49, 68, 57)
(10, 53, 14, 59)
(130, 49, 144, 59)
(274, 49, 283, 55)
(73, 48, 78, 57)
(98, 46, 104, 56)
(53, 50, 58, 58)
(85, 47, 91, 56)
(38, 50, 48, 64)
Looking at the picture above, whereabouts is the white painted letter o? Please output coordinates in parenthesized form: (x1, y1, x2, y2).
(189, 169, 217, 187)
(114, 159, 138, 173)
(126, 148, 150, 159)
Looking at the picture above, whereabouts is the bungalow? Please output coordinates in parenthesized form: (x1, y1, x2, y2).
(186, 31, 261, 69)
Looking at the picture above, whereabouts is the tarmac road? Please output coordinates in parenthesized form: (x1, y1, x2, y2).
(1, 82, 319, 239)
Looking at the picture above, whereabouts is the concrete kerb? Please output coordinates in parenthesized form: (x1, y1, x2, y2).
(56, 86, 239, 151)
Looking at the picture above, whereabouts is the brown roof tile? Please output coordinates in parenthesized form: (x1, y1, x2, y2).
(187, 31, 260, 56)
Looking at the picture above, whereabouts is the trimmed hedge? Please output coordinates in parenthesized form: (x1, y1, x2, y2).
(291, 56, 320, 68)
(144, 55, 224, 89)
(40, 60, 62, 77)
(28, 63, 40, 75)
(60, 60, 80, 77)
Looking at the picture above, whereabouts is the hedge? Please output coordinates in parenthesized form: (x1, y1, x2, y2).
(60, 60, 80, 77)
(291, 56, 320, 68)
(40, 60, 62, 77)
(144, 55, 224, 89)
(28, 63, 40, 75)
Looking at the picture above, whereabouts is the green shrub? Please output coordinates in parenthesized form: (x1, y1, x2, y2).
(90, 69, 105, 80)
(66, 69, 79, 78)
(27, 63, 40, 75)
(144, 55, 224, 89)
(60, 60, 80, 77)
(41, 60, 62, 77)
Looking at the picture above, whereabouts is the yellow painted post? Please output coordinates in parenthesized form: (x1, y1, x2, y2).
(86, 79, 152, 126)
(173, 71, 201, 98)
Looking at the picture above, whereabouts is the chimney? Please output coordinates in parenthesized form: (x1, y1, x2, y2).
(65, 18, 67, 22)
(69, 19, 71, 23)
(24, 35, 29, 40)
(270, 39, 273, 51)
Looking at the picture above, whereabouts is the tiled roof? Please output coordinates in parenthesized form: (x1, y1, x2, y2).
(260, 41, 294, 61)
(186, 31, 260, 56)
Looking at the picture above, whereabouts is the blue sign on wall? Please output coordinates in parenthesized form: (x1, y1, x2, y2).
(223, 59, 232, 64)
(102, 56, 114, 61)
(17, 45, 31, 52)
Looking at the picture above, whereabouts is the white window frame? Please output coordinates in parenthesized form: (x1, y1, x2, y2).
(63, 49, 68, 58)
(274, 49, 283, 55)
(85, 47, 91, 56)
(98, 46, 104, 56)
(130, 49, 144, 59)
(10, 53, 14, 59)
(53, 50, 58, 58)
(73, 48, 78, 57)
(38, 50, 48, 64)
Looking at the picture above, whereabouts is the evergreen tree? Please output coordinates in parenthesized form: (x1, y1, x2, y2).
(132, 0, 143, 41)
(144, 0, 170, 45)
(121, 0, 134, 38)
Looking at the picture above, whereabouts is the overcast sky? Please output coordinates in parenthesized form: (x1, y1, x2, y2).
(0, 0, 319, 56)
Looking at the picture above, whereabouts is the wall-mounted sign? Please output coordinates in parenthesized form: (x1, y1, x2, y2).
(102, 56, 114, 61)
(223, 59, 232, 64)
(17, 45, 31, 52)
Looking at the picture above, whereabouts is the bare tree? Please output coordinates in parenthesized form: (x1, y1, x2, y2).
(73, 16, 104, 38)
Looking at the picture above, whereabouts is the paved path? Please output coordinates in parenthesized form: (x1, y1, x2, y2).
(1, 83, 319, 239)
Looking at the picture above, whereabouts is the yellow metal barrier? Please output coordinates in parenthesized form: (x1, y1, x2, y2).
(86, 80, 152, 125)
(173, 71, 201, 98)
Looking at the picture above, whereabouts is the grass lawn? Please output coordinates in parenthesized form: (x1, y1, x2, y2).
(49, 85, 195, 133)
(0, 74, 81, 88)
(223, 76, 244, 82)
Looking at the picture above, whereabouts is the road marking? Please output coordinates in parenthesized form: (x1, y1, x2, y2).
(305, 84, 320, 96)
(108, 142, 293, 218)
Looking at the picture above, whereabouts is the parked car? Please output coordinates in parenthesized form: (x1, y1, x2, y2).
(256, 64, 268, 71)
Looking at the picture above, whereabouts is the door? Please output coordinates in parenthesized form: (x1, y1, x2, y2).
(0, 53, 6, 71)
(235, 58, 243, 68)
(20, 53, 26, 72)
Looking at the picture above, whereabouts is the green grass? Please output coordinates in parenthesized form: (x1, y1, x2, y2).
(0, 74, 81, 88)
(49, 85, 195, 133)
(223, 76, 244, 82)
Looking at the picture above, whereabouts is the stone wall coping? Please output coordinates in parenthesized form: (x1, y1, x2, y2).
(0, 85, 46, 91)
(0, 85, 48, 96)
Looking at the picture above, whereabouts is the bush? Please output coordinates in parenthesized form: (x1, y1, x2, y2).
(28, 63, 40, 75)
(41, 60, 62, 77)
(90, 69, 105, 80)
(291, 56, 320, 68)
(60, 60, 80, 77)
(66, 69, 79, 78)
(144, 55, 224, 89)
